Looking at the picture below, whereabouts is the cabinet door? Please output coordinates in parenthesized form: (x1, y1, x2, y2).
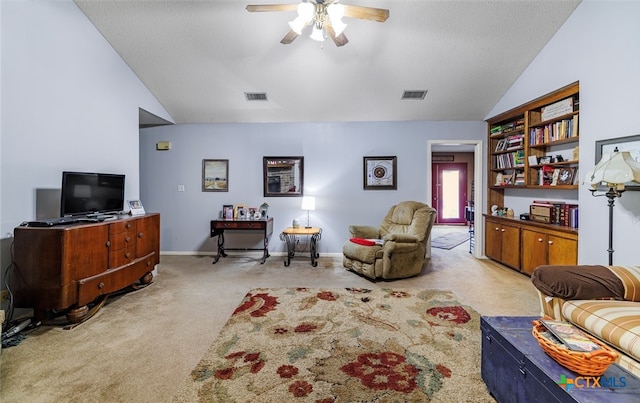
(485, 220, 502, 261)
(500, 224, 521, 269)
(548, 235, 577, 266)
(521, 229, 548, 276)
(135, 214, 160, 260)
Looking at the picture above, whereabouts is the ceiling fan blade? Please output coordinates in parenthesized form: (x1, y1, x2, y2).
(280, 30, 299, 45)
(246, 4, 298, 13)
(343, 5, 389, 22)
(325, 24, 349, 47)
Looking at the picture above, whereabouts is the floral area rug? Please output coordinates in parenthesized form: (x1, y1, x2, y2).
(173, 288, 494, 402)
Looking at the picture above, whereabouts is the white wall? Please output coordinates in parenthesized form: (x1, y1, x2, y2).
(488, 0, 640, 265)
(0, 2, 172, 272)
(140, 121, 485, 254)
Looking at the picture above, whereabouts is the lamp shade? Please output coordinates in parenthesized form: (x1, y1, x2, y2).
(301, 196, 316, 211)
(584, 149, 640, 189)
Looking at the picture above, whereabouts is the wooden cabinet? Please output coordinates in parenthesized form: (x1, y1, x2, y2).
(484, 215, 577, 276)
(521, 227, 577, 276)
(12, 213, 160, 322)
(485, 216, 521, 270)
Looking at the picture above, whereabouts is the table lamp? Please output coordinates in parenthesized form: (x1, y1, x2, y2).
(584, 147, 640, 264)
(300, 196, 316, 228)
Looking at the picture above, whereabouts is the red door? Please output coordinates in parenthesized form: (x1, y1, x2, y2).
(432, 163, 467, 224)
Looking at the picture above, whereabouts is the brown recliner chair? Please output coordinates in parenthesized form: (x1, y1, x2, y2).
(342, 201, 437, 280)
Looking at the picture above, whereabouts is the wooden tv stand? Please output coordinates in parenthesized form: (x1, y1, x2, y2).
(11, 213, 160, 324)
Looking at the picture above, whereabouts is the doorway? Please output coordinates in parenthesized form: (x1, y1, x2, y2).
(432, 163, 467, 224)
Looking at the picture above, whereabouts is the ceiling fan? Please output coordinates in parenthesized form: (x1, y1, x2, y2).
(246, 1, 389, 47)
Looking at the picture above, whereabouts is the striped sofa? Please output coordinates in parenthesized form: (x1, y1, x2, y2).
(532, 265, 640, 377)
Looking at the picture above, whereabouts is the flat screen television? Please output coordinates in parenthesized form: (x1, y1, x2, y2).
(60, 171, 125, 217)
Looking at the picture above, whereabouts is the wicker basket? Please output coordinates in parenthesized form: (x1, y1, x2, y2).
(532, 320, 618, 376)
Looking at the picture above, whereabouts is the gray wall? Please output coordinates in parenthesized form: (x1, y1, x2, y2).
(139, 121, 486, 254)
(488, 0, 640, 266)
(0, 2, 172, 286)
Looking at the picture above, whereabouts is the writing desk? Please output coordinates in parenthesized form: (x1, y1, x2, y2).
(210, 217, 273, 264)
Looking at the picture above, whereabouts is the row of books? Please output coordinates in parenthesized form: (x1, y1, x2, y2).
(532, 200, 579, 228)
(492, 150, 525, 169)
(529, 115, 579, 145)
(494, 134, 524, 152)
(490, 118, 525, 136)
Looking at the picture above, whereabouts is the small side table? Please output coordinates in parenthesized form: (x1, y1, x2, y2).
(280, 227, 322, 267)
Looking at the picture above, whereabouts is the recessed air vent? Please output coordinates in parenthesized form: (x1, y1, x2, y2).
(244, 92, 268, 101)
(401, 90, 427, 100)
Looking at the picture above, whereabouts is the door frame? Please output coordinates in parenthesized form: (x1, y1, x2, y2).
(432, 162, 468, 224)
(427, 140, 484, 259)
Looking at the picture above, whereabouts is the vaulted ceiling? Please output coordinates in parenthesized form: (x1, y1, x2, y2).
(75, 0, 581, 124)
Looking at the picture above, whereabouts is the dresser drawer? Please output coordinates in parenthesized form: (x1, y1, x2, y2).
(109, 220, 136, 235)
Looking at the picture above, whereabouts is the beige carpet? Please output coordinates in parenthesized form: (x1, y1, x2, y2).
(0, 248, 540, 402)
(173, 287, 493, 402)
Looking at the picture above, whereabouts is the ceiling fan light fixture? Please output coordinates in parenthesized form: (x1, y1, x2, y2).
(289, 2, 314, 34)
(326, 3, 347, 36)
(310, 25, 325, 42)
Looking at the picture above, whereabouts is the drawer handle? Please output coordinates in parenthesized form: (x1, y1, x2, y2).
(500, 229, 505, 232)
(494, 227, 499, 231)
(138, 232, 144, 238)
(125, 236, 131, 242)
(98, 282, 104, 289)
(106, 241, 111, 247)
(548, 240, 554, 245)
(125, 252, 131, 258)
(147, 261, 152, 267)
(538, 238, 543, 242)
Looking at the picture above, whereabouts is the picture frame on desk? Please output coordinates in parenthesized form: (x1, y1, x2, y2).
(222, 204, 233, 219)
(128, 200, 145, 216)
(595, 134, 640, 191)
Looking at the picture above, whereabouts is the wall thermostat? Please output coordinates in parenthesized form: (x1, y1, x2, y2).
(156, 141, 171, 150)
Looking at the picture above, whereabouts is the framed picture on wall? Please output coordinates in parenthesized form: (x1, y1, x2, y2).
(363, 156, 397, 190)
(594, 134, 640, 191)
(202, 159, 229, 192)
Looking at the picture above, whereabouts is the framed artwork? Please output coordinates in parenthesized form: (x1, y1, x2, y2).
(557, 167, 575, 185)
(595, 134, 640, 191)
(263, 157, 303, 197)
(202, 159, 229, 192)
(364, 156, 397, 190)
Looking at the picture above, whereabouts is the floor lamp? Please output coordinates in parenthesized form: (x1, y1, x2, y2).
(584, 147, 640, 265)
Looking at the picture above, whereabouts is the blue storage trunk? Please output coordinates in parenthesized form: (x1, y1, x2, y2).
(481, 316, 640, 403)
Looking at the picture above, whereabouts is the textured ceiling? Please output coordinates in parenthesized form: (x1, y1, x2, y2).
(75, 0, 581, 124)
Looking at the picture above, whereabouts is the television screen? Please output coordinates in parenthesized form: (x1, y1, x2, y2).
(60, 171, 125, 217)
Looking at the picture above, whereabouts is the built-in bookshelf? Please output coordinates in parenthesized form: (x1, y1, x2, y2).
(485, 82, 580, 275)
(486, 81, 580, 212)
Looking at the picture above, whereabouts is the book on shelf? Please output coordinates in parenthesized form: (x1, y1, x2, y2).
(540, 319, 600, 352)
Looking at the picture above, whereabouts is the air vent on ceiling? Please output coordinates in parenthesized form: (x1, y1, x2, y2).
(401, 90, 427, 100)
(244, 92, 268, 101)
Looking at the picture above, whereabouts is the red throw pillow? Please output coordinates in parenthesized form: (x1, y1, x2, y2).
(350, 238, 376, 246)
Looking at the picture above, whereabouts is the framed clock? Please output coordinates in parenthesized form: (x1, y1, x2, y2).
(363, 156, 397, 190)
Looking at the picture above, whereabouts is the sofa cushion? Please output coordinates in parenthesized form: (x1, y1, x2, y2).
(607, 265, 640, 302)
(562, 300, 640, 362)
(531, 265, 625, 300)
